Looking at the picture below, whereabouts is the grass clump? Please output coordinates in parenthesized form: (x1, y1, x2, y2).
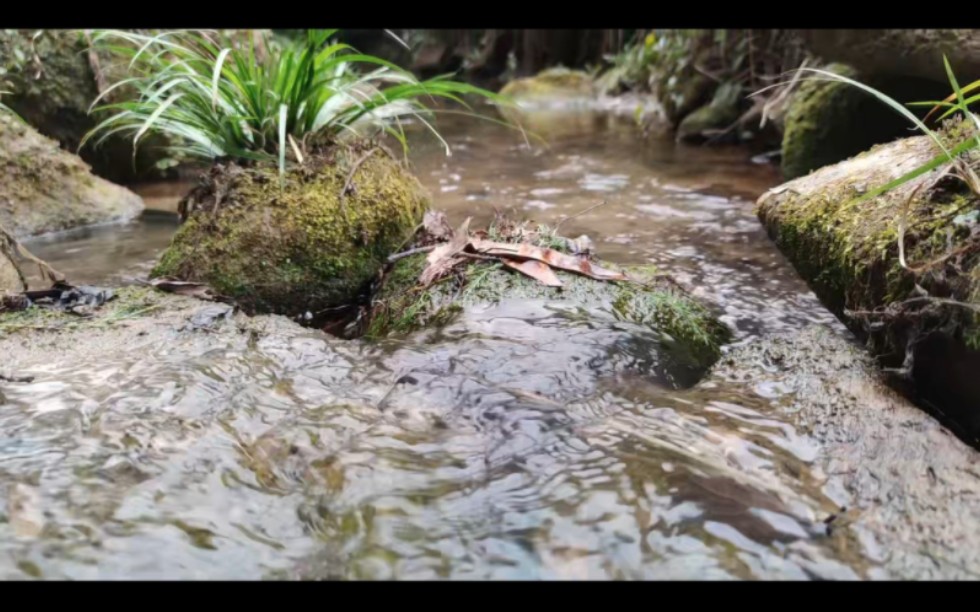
(82, 29, 511, 179)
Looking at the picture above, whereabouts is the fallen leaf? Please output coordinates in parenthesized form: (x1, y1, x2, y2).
(501, 258, 563, 287)
(419, 218, 471, 286)
(471, 239, 628, 282)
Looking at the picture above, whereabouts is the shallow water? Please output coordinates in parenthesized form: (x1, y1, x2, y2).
(3, 106, 873, 579)
(24, 109, 839, 340)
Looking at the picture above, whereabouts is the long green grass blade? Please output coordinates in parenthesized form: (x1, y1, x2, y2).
(211, 47, 231, 110)
(278, 103, 287, 186)
(799, 68, 954, 161)
(851, 137, 980, 204)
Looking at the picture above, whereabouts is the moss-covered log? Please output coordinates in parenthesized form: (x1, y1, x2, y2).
(366, 253, 731, 380)
(0, 114, 143, 237)
(758, 128, 980, 439)
(152, 144, 428, 318)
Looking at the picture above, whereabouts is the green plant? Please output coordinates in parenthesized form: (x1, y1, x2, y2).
(791, 57, 980, 201)
(0, 86, 24, 122)
(81, 29, 513, 180)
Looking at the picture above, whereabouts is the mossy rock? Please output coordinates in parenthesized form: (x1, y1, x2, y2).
(757, 126, 980, 439)
(152, 146, 429, 318)
(1, 249, 23, 293)
(0, 29, 176, 183)
(662, 72, 714, 125)
(779, 63, 953, 180)
(676, 81, 743, 142)
(499, 67, 596, 102)
(0, 113, 144, 237)
(366, 253, 731, 376)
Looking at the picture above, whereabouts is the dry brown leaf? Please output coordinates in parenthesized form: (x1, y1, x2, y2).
(471, 239, 628, 282)
(501, 258, 563, 287)
(419, 218, 471, 286)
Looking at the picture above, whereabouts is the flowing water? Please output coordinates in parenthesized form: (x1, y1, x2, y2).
(1, 107, 879, 579)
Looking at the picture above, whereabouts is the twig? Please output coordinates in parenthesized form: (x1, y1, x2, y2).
(847, 296, 980, 319)
(554, 201, 607, 232)
(340, 148, 379, 201)
(898, 296, 980, 314)
(692, 63, 724, 84)
(760, 58, 808, 129)
(896, 182, 928, 272)
(459, 252, 498, 262)
(387, 245, 436, 263)
(29, 30, 45, 80)
(82, 31, 107, 95)
(1, 223, 64, 289)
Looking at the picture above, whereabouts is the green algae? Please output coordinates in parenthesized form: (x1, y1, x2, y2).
(365, 254, 730, 369)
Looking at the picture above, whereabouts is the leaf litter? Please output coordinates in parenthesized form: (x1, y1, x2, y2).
(408, 211, 632, 288)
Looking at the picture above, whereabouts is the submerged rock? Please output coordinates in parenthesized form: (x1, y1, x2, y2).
(366, 253, 731, 383)
(707, 326, 980, 579)
(152, 145, 428, 318)
(2, 285, 979, 578)
(0, 114, 144, 238)
(757, 127, 980, 440)
(498, 67, 596, 103)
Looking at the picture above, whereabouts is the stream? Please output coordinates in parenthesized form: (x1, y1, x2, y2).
(1, 107, 894, 580)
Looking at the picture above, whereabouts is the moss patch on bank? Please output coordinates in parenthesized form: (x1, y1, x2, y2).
(152, 144, 428, 318)
(0, 286, 172, 335)
(366, 254, 730, 368)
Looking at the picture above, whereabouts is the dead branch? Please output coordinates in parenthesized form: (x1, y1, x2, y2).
(83, 31, 108, 95)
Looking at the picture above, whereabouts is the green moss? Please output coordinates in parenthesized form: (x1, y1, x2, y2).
(676, 81, 742, 142)
(152, 147, 428, 317)
(0, 286, 166, 335)
(366, 254, 730, 368)
(781, 64, 867, 179)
